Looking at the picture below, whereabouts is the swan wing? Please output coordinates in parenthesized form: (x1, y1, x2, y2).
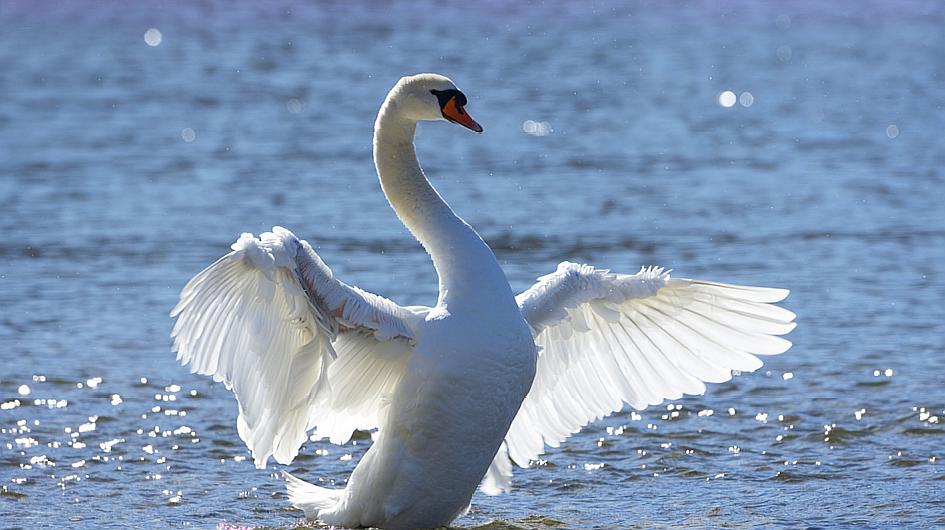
(171, 226, 418, 468)
(504, 261, 795, 468)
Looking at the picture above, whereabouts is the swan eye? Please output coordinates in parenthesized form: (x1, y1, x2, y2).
(430, 89, 467, 112)
(431, 88, 482, 132)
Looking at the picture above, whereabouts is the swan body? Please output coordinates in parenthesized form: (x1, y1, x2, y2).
(171, 74, 795, 529)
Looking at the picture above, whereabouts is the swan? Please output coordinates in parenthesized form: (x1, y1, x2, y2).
(170, 73, 795, 529)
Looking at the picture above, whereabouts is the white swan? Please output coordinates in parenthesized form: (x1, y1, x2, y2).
(170, 73, 795, 529)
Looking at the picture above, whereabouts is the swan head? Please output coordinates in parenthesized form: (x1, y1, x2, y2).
(388, 73, 482, 133)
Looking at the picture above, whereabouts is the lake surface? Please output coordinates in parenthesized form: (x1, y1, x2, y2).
(1, 1, 944, 528)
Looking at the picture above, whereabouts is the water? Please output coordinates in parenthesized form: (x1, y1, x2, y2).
(2, 1, 944, 528)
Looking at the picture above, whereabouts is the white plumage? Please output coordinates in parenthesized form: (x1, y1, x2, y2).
(171, 227, 417, 468)
(500, 263, 794, 488)
(170, 74, 794, 529)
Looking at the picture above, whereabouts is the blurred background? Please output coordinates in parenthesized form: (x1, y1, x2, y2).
(1, 1, 943, 528)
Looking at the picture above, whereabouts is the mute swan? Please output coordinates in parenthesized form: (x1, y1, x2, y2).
(170, 73, 795, 529)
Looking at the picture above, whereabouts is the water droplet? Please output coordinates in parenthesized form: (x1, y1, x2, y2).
(739, 92, 754, 107)
(885, 125, 899, 139)
(181, 128, 196, 142)
(718, 91, 737, 108)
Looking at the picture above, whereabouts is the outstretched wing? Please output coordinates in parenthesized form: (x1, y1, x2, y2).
(171, 227, 419, 468)
(499, 261, 795, 475)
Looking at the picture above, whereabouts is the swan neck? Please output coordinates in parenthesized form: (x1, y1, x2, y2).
(373, 104, 454, 249)
(373, 99, 507, 307)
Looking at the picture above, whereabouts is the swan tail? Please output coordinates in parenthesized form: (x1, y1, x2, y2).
(283, 471, 342, 519)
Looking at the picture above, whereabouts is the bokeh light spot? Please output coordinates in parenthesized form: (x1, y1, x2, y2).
(885, 124, 899, 139)
(144, 28, 163, 47)
(739, 92, 754, 107)
(718, 91, 737, 108)
(522, 120, 553, 136)
(181, 128, 196, 142)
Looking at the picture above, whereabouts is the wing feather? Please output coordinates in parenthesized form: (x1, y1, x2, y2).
(506, 262, 795, 469)
(172, 227, 418, 467)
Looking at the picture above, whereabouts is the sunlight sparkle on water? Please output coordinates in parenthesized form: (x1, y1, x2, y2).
(523, 120, 553, 136)
(144, 28, 163, 47)
(287, 98, 304, 114)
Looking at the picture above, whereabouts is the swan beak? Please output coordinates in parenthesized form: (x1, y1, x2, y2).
(443, 97, 483, 133)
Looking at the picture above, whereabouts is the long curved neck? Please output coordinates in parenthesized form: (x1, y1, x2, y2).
(373, 99, 507, 308)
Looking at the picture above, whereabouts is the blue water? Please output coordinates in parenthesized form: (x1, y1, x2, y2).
(1, 1, 944, 528)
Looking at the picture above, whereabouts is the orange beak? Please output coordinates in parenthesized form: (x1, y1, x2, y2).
(442, 96, 483, 133)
